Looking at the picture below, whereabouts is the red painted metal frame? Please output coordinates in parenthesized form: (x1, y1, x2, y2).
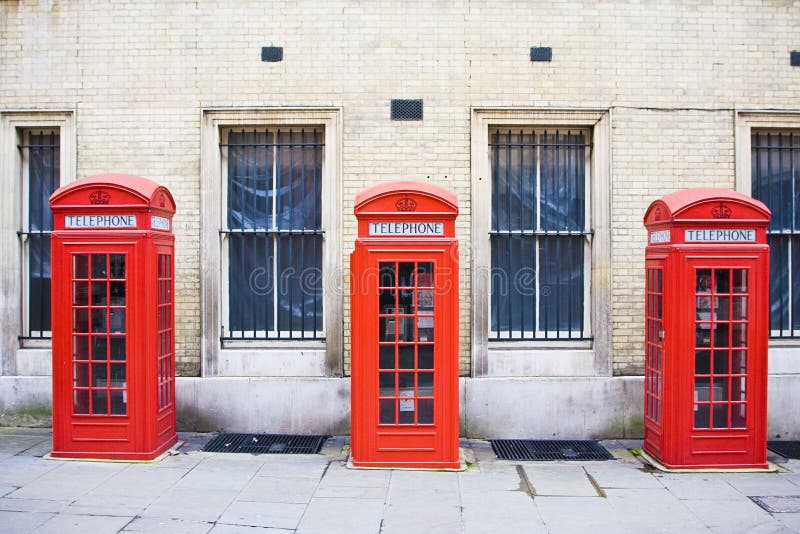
(643, 188, 770, 469)
(351, 181, 459, 468)
(50, 174, 177, 460)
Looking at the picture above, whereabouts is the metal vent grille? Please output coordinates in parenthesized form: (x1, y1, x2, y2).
(530, 47, 553, 62)
(391, 99, 423, 121)
(261, 46, 283, 62)
(491, 439, 613, 461)
(202, 433, 327, 454)
(768, 441, 800, 459)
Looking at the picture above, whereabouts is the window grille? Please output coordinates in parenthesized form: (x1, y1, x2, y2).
(489, 128, 592, 340)
(751, 130, 800, 338)
(220, 128, 324, 340)
(18, 130, 60, 340)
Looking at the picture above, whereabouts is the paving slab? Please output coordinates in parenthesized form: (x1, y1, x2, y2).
(32, 512, 134, 534)
(174, 456, 262, 491)
(380, 502, 462, 534)
(140, 487, 239, 522)
(722, 473, 800, 496)
(683, 497, 784, 533)
(521, 464, 600, 497)
(296, 496, 384, 534)
(535, 496, 622, 533)
(0, 429, 51, 456)
(385, 470, 460, 506)
(217, 500, 307, 530)
(775, 513, 800, 531)
(8, 461, 126, 501)
(461, 490, 546, 534)
(0, 509, 53, 532)
(605, 488, 710, 533)
(657, 472, 749, 501)
(0, 455, 63, 485)
(237, 474, 319, 503)
(458, 464, 521, 492)
(312, 483, 387, 500)
(209, 525, 293, 534)
(584, 462, 664, 490)
(318, 462, 392, 488)
(151, 452, 206, 470)
(68, 465, 188, 514)
(255, 457, 329, 479)
(121, 517, 214, 533)
(0, 497, 70, 513)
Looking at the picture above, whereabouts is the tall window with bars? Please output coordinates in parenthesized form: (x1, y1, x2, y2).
(489, 128, 592, 340)
(751, 130, 800, 338)
(20, 130, 60, 340)
(220, 128, 324, 340)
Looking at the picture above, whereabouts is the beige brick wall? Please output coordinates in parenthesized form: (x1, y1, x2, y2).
(2, 0, 799, 377)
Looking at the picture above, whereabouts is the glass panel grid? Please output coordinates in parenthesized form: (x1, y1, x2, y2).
(157, 254, 174, 410)
(222, 128, 324, 341)
(378, 261, 435, 426)
(71, 254, 126, 416)
(751, 130, 800, 338)
(644, 268, 663, 424)
(694, 268, 748, 429)
(489, 128, 591, 341)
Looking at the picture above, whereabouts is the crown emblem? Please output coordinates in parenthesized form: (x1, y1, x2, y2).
(653, 206, 662, 221)
(89, 189, 110, 204)
(395, 196, 417, 212)
(711, 203, 731, 219)
(158, 193, 166, 207)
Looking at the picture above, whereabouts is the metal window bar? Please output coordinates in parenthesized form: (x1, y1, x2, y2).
(489, 128, 592, 341)
(18, 131, 60, 340)
(751, 130, 800, 338)
(220, 128, 325, 341)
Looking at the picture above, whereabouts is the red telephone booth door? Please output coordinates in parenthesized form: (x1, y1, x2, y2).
(55, 245, 136, 428)
(352, 248, 459, 468)
(683, 258, 767, 466)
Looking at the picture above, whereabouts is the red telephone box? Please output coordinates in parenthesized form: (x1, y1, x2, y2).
(643, 188, 770, 469)
(49, 174, 177, 460)
(350, 181, 459, 469)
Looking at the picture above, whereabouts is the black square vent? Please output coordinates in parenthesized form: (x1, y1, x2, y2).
(791, 51, 800, 67)
(391, 99, 423, 121)
(261, 46, 283, 62)
(530, 47, 553, 62)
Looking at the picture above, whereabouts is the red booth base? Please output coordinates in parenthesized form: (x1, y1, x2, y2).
(50, 434, 178, 461)
(641, 448, 771, 472)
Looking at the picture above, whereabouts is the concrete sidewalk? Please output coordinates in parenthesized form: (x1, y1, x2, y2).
(1, 428, 799, 533)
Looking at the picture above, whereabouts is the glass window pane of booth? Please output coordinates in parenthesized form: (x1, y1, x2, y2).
(71, 253, 127, 416)
(377, 261, 436, 426)
(693, 268, 749, 429)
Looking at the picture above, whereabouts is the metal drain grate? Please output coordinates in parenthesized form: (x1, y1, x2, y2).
(491, 439, 613, 461)
(202, 433, 328, 454)
(768, 441, 800, 460)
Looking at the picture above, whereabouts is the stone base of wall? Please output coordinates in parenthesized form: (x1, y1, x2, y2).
(4, 375, 800, 440)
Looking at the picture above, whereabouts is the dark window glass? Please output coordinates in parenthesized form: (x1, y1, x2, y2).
(751, 131, 800, 337)
(490, 129, 590, 339)
(25, 131, 60, 337)
(225, 129, 324, 339)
